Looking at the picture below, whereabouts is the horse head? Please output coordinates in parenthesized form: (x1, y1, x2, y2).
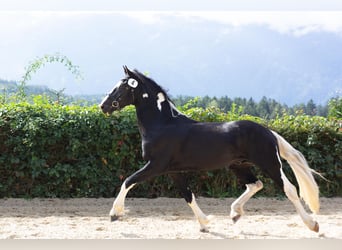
(100, 66, 147, 114)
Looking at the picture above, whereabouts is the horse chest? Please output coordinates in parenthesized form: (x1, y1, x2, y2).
(141, 138, 168, 160)
(141, 131, 183, 161)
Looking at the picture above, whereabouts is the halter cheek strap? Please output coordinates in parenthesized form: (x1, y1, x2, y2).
(130, 88, 135, 105)
(112, 89, 135, 109)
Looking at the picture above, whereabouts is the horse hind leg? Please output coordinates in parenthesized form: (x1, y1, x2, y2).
(188, 193, 212, 232)
(230, 166, 263, 223)
(171, 174, 211, 232)
(264, 148, 319, 232)
(230, 180, 263, 223)
(279, 166, 319, 232)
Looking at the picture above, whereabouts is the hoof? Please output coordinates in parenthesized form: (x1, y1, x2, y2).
(232, 214, 241, 224)
(312, 222, 319, 233)
(200, 227, 209, 233)
(110, 215, 120, 222)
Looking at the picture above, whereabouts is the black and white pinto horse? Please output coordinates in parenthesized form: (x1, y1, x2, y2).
(100, 66, 320, 233)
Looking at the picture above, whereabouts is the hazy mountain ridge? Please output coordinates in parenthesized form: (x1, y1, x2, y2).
(1, 14, 342, 105)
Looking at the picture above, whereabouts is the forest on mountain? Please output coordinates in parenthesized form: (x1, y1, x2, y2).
(1, 78, 334, 119)
(173, 95, 329, 119)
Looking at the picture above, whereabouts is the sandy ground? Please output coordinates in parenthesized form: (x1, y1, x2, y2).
(0, 197, 341, 239)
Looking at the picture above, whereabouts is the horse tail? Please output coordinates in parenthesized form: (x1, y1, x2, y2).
(272, 131, 320, 214)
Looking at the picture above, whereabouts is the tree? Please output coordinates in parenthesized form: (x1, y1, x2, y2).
(244, 97, 257, 116)
(257, 96, 271, 118)
(306, 99, 317, 116)
(328, 97, 342, 119)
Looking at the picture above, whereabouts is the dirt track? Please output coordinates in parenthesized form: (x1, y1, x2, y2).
(0, 197, 341, 239)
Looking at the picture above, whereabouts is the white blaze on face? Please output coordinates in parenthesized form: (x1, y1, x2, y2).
(157, 92, 166, 111)
(113, 80, 123, 90)
(100, 80, 122, 107)
(107, 80, 122, 97)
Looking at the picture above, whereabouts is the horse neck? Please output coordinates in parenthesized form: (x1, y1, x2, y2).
(135, 101, 169, 137)
(134, 92, 196, 137)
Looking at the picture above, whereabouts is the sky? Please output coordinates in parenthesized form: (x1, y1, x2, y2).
(1, 0, 342, 104)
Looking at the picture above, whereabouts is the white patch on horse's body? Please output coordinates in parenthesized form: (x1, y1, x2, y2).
(157, 92, 166, 111)
(230, 180, 263, 222)
(155, 92, 187, 117)
(127, 78, 138, 88)
(142, 93, 149, 98)
(109, 181, 135, 217)
(167, 100, 183, 117)
(188, 193, 210, 232)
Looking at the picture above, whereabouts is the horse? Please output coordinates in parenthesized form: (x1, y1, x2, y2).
(99, 66, 320, 233)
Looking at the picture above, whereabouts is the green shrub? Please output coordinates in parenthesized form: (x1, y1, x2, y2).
(0, 99, 142, 198)
(328, 96, 342, 119)
(268, 114, 342, 197)
(0, 100, 341, 198)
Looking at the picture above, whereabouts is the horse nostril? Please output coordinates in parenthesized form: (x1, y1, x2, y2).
(100, 103, 107, 111)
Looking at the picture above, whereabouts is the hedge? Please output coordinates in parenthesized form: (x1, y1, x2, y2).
(0, 99, 341, 198)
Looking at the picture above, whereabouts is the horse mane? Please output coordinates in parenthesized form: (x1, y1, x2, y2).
(132, 69, 173, 103)
(132, 69, 192, 120)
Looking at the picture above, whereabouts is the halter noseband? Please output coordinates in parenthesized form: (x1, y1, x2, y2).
(112, 100, 119, 108)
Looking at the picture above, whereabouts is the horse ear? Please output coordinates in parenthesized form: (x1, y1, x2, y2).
(123, 65, 135, 78)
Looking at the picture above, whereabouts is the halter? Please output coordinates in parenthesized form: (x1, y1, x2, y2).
(110, 87, 136, 109)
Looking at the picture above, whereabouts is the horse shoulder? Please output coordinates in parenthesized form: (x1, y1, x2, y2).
(141, 125, 188, 160)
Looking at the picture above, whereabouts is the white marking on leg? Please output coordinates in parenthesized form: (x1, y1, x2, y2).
(109, 181, 135, 217)
(188, 193, 210, 232)
(230, 180, 263, 222)
(280, 167, 319, 232)
(157, 92, 166, 111)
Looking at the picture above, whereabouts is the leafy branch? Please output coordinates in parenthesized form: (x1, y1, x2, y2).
(18, 53, 83, 100)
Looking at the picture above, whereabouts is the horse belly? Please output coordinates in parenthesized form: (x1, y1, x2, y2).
(177, 136, 237, 171)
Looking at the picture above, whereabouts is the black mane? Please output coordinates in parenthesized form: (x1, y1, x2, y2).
(132, 69, 193, 122)
(132, 69, 173, 104)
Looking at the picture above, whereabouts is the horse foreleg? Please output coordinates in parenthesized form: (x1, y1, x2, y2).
(109, 180, 135, 221)
(110, 160, 165, 221)
(230, 180, 263, 223)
